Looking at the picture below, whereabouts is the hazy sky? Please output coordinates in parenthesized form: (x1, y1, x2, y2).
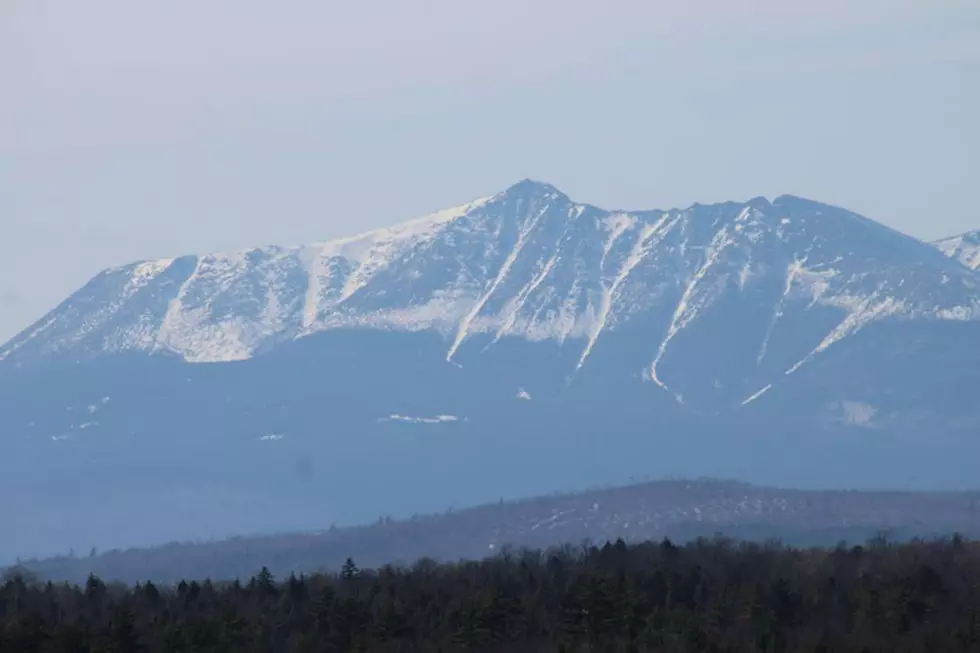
(2, 1, 979, 343)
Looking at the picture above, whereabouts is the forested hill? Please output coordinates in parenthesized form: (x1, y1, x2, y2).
(15, 480, 980, 586)
(4, 535, 980, 652)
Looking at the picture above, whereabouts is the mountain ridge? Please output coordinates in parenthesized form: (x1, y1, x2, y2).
(3, 181, 978, 394)
(934, 229, 980, 270)
(18, 478, 980, 585)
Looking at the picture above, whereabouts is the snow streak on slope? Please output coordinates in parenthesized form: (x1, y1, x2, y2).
(740, 384, 772, 406)
(446, 205, 548, 362)
(577, 212, 676, 371)
(492, 252, 559, 345)
(649, 214, 740, 390)
(784, 290, 907, 376)
(756, 258, 807, 366)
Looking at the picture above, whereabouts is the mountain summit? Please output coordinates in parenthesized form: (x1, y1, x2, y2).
(3, 181, 980, 560)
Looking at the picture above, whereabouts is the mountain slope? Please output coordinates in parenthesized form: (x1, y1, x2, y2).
(3, 180, 980, 561)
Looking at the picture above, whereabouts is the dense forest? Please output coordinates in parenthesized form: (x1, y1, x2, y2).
(4, 535, 980, 652)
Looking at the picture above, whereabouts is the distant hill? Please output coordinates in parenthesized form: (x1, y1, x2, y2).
(15, 479, 980, 585)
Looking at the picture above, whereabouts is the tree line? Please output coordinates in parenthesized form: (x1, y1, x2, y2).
(3, 534, 980, 652)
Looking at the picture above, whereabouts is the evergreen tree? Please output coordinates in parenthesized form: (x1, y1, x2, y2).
(341, 557, 360, 580)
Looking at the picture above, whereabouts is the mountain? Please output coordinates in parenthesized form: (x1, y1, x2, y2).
(3, 180, 980, 562)
(18, 479, 980, 585)
(5, 181, 979, 402)
(935, 230, 980, 270)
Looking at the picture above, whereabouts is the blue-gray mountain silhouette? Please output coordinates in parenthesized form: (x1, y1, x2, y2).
(2, 180, 979, 561)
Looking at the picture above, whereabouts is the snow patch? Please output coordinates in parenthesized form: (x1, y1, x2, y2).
(124, 259, 174, 298)
(380, 414, 459, 424)
(840, 401, 878, 426)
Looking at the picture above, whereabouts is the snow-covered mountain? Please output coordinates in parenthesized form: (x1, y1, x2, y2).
(3, 180, 979, 405)
(3, 180, 980, 561)
(935, 230, 980, 270)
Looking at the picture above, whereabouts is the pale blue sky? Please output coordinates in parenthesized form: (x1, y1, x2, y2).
(2, 0, 979, 343)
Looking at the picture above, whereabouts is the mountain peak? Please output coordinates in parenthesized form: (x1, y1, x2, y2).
(939, 229, 980, 244)
(499, 179, 567, 200)
(771, 194, 842, 211)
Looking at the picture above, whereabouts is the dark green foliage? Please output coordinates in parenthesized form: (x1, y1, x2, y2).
(4, 535, 980, 652)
